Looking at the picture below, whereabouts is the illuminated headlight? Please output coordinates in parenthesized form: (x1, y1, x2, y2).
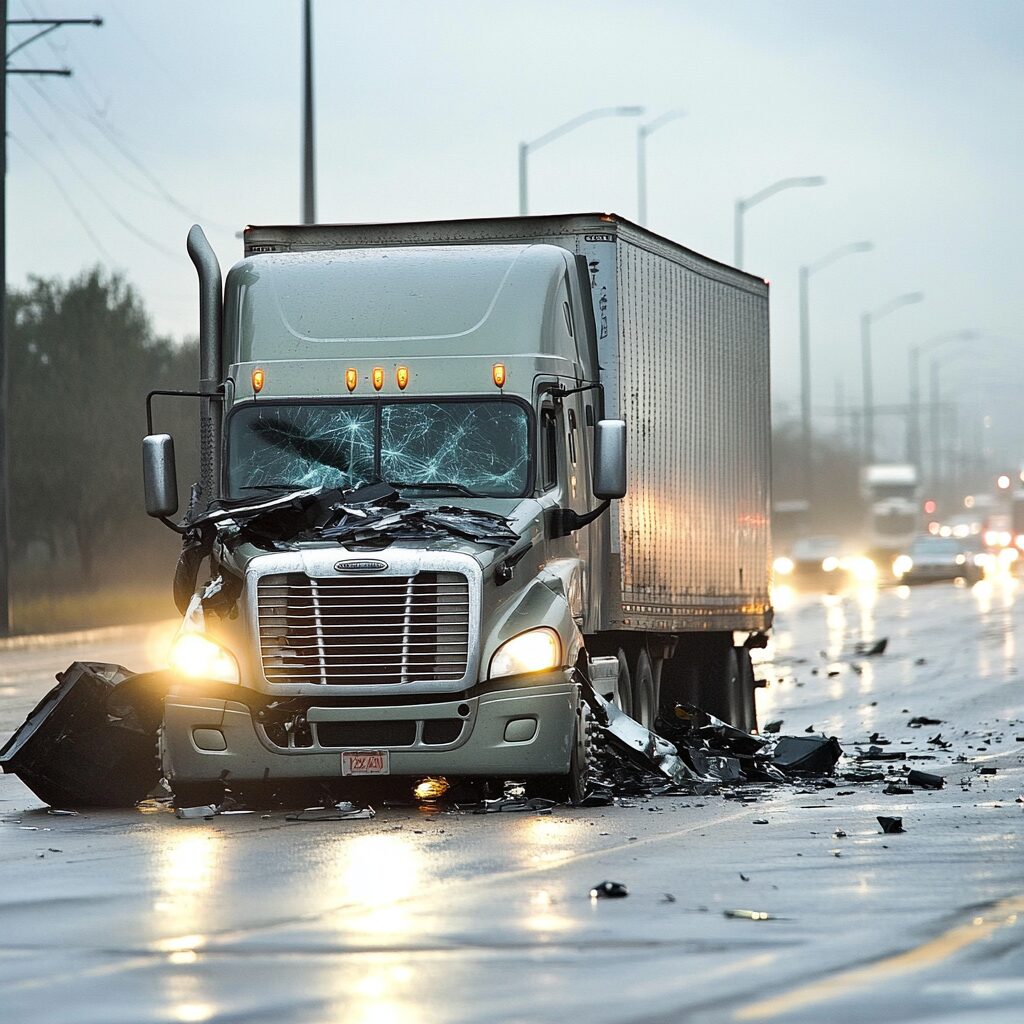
(821, 556, 839, 573)
(772, 556, 794, 576)
(955, 554, 966, 565)
(893, 555, 913, 577)
(849, 556, 878, 581)
(489, 627, 561, 679)
(170, 632, 240, 684)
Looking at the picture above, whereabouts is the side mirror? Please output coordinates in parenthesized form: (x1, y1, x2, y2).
(593, 419, 627, 499)
(142, 434, 179, 518)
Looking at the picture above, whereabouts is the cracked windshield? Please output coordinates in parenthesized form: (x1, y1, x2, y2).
(227, 400, 530, 497)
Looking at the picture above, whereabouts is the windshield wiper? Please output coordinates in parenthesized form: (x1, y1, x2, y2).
(389, 481, 476, 497)
(240, 483, 307, 492)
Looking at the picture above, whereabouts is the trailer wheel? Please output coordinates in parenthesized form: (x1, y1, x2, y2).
(733, 647, 758, 735)
(632, 649, 656, 730)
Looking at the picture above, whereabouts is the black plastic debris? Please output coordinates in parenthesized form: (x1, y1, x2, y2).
(763, 720, 783, 734)
(0, 662, 163, 808)
(590, 880, 628, 899)
(883, 782, 913, 795)
(771, 736, 843, 775)
(473, 796, 556, 814)
(855, 638, 888, 656)
(907, 770, 945, 790)
(856, 746, 906, 762)
(979, 767, 998, 775)
(908, 716, 942, 727)
(877, 815, 905, 833)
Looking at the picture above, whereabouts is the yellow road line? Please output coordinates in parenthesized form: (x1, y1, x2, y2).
(735, 894, 1024, 1020)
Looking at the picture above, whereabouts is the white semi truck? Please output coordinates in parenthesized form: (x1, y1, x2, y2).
(23, 214, 771, 807)
(861, 463, 921, 557)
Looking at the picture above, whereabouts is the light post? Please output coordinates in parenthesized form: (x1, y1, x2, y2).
(636, 108, 686, 226)
(733, 176, 825, 269)
(907, 330, 979, 470)
(860, 292, 924, 462)
(797, 241, 873, 504)
(518, 106, 644, 216)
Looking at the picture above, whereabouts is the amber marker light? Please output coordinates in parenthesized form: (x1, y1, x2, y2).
(372, 367, 385, 391)
(251, 367, 265, 393)
(492, 363, 507, 388)
(345, 368, 358, 392)
(396, 366, 410, 390)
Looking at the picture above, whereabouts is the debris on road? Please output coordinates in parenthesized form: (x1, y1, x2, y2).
(590, 881, 628, 899)
(763, 720, 783, 734)
(286, 803, 376, 822)
(175, 804, 218, 820)
(855, 638, 888, 656)
(908, 715, 943, 727)
(770, 736, 844, 774)
(877, 815, 906, 834)
(724, 909, 776, 921)
(907, 770, 945, 790)
(0, 662, 163, 808)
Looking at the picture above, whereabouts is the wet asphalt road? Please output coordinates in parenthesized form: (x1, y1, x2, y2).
(2, 577, 1023, 1024)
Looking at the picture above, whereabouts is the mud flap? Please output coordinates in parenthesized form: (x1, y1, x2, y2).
(0, 662, 164, 808)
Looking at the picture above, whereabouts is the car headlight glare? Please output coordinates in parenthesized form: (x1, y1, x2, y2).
(170, 632, 240, 684)
(772, 556, 794, 576)
(489, 627, 561, 679)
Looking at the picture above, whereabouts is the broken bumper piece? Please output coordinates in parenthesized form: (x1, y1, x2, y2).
(161, 673, 581, 787)
(0, 662, 163, 808)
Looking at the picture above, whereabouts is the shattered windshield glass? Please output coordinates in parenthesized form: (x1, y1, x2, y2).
(228, 401, 530, 498)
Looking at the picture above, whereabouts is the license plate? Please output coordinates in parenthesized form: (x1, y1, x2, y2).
(341, 749, 390, 776)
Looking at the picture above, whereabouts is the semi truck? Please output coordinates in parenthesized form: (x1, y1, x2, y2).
(140, 214, 771, 805)
(861, 463, 920, 559)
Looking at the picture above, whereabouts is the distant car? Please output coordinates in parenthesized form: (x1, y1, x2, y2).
(894, 535, 982, 584)
(774, 535, 849, 584)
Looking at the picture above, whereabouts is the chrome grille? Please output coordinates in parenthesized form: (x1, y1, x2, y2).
(257, 572, 470, 684)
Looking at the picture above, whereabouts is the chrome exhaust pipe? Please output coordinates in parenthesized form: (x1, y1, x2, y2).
(187, 225, 223, 501)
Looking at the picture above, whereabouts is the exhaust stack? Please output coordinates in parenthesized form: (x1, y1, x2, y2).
(186, 225, 223, 501)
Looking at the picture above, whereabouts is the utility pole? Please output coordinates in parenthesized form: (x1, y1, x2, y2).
(302, 0, 316, 223)
(0, 7, 102, 634)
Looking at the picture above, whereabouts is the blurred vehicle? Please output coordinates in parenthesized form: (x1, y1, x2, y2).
(893, 535, 983, 584)
(774, 535, 849, 584)
(861, 464, 920, 557)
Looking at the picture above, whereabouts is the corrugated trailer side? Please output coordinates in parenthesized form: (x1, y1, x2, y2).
(604, 223, 771, 634)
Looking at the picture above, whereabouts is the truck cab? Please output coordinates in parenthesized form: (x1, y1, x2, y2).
(146, 235, 624, 803)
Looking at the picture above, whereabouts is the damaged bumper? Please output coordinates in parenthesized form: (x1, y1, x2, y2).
(161, 672, 580, 786)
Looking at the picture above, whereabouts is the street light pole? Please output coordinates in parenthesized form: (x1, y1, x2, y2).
(517, 105, 644, 216)
(797, 241, 873, 505)
(733, 175, 826, 270)
(636, 108, 685, 226)
(301, 0, 315, 224)
(860, 292, 924, 463)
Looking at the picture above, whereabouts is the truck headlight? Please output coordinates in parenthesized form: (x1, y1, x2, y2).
(170, 632, 240, 685)
(489, 627, 561, 679)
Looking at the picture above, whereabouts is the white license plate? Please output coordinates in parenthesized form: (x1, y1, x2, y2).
(341, 749, 390, 776)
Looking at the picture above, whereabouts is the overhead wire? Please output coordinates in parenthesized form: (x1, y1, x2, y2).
(11, 85, 179, 259)
(8, 133, 114, 263)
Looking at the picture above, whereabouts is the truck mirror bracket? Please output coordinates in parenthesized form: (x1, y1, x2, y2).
(545, 500, 611, 540)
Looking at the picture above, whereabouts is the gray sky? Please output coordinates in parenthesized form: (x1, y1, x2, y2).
(7, 0, 1023, 455)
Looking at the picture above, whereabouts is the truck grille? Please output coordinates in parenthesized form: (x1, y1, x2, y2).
(257, 572, 470, 685)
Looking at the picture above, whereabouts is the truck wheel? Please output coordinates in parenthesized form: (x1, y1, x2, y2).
(613, 649, 634, 720)
(531, 702, 590, 806)
(733, 647, 758, 735)
(694, 641, 739, 726)
(632, 649, 656, 729)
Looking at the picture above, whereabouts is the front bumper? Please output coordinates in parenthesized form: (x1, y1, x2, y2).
(161, 672, 580, 785)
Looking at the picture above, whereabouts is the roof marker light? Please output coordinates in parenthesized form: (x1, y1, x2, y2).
(492, 363, 507, 389)
(345, 368, 358, 392)
(372, 367, 385, 391)
(396, 366, 409, 390)
(251, 368, 265, 393)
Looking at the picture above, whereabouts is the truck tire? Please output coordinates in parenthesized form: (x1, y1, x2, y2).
(733, 647, 758, 735)
(531, 702, 590, 805)
(632, 649, 656, 730)
(614, 648, 634, 721)
(658, 650, 700, 715)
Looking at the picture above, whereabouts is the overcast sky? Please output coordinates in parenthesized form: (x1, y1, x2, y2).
(7, 0, 1022, 454)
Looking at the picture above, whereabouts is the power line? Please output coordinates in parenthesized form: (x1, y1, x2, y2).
(11, 85, 178, 258)
(8, 133, 112, 261)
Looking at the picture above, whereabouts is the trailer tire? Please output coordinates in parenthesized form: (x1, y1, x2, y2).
(632, 649, 656, 730)
(733, 647, 758, 735)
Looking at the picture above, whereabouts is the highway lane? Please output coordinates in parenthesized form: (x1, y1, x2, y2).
(1, 578, 1023, 1023)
